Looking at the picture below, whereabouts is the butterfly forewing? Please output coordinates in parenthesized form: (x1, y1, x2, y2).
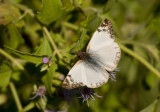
(87, 18, 121, 71)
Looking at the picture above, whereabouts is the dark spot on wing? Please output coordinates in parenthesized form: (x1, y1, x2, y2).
(62, 74, 85, 89)
(100, 23, 107, 27)
(97, 18, 114, 39)
(104, 18, 114, 38)
(97, 28, 101, 32)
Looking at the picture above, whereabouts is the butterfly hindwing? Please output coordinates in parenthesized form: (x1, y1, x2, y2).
(62, 61, 86, 89)
(62, 61, 109, 89)
(84, 63, 109, 88)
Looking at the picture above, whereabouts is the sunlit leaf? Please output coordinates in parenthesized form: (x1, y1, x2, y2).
(4, 46, 45, 64)
(37, 0, 64, 24)
(34, 35, 52, 56)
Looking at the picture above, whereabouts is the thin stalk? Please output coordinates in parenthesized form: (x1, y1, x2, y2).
(19, 102, 35, 112)
(42, 27, 62, 59)
(14, 10, 28, 23)
(62, 22, 79, 30)
(9, 82, 23, 111)
(0, 48, 24, 70)
(119, 44, 160, 78)
(14, 3, 34, 17)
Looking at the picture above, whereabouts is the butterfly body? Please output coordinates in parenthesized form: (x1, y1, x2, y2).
(63, 18, 121, 89)
(76, 51, 101, 71)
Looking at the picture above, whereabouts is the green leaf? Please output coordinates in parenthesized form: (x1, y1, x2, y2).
(4, 46, 45, 64)
(34, 35, 52, 56)
(139, 78, 159, 110)
(81, 9, 102, 32)
(69, 29, 90, 54)
(2, 24, 24, 49)
(0, 64, 12, 88)
(41, 64, 57, 96)
(37, 0, 64, 24)
(34, 36, 52, 66)
(140, 99, 158, 112)
(86, 16, 102, 32)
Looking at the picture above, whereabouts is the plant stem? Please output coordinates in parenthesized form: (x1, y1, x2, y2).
(0, 48, 24, 70)
(43, 27, 62, 59)
(14, 3, 34, 17)
(19, 102, 35, 112)
(62, 22, 79, 30)
(119, 44, 160, 78)
(9, 82, 23, 111)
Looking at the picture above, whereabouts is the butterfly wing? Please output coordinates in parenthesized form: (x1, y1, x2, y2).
(62, 61, 109, 89)
(86, 18, 121, 71)
(62, 61, 86, 89)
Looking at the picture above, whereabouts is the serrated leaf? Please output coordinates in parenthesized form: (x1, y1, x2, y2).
(4, 46, 45, 64)
(41, 64, 57, 96)
(37, 0, 64, 24)
(2, 24, 24, 49)
(0, 64, 12, 88)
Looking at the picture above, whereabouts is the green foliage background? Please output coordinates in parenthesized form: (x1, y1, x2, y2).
(0, 0, 160, 111)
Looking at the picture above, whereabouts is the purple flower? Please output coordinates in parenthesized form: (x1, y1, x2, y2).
(30, 85, 47, 102)
(60, 75, 65, 81)
(43, 57, 49, 64)
(108, 68, 120, 81)
(79, 87, 102, 106)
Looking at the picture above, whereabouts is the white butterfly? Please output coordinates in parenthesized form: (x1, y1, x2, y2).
(62, 18, 121, 89)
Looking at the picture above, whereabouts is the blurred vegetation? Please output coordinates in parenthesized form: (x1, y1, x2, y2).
(0, 0, 160, 112)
